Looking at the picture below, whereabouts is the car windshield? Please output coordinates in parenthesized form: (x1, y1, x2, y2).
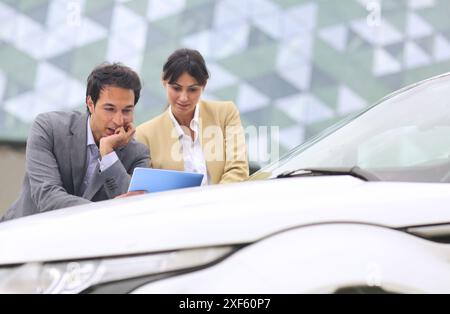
(253, 73, 450, 183)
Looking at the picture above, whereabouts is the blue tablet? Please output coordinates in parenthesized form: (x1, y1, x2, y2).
(128, 167, 204, 193)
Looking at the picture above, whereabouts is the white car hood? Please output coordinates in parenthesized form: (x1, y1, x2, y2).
(1, 176, 450, 264)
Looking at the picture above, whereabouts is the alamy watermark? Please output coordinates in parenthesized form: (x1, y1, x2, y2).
(366, 0, 382, 27)
(66, 1, 82, 27)
(365, 262, 383, 287)
(170, 122, 280, 165)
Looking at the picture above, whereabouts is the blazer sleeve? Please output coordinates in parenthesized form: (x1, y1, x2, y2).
(27, 114, 91, 213)
(219, 103, 249, 184)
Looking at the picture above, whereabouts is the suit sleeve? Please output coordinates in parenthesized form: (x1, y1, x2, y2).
(219, 103, 249, 184)
(27, 115, 91, 213)
(94, 142, 150, 199)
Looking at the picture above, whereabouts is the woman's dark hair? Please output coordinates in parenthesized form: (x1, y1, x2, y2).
(86, 62, 141, 113)
(162, 48, 209, 86)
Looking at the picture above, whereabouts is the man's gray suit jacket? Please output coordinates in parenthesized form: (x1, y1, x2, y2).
(1, 111, 150, 221)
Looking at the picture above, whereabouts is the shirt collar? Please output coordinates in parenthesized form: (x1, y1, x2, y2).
(168, 104, 200, 138)
(87, 117, 96, 147)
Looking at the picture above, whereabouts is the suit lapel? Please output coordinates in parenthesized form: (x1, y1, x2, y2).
(81, 162, 101, 200)
(115, 146, 125, 161)
(70, 113, 88, 197)
(83, 141, 127, 200)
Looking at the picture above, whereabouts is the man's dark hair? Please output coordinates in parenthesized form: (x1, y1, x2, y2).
(86, 62, 141, 113)
(162, 48, 209, 86)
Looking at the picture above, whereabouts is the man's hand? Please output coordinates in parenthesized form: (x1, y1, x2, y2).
(114, 190, 146, 199)
(99, 123, 136, 157)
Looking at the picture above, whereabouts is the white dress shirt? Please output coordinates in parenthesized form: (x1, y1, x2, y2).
(169, 104, 209, 185)
(79, 118, 119, 195)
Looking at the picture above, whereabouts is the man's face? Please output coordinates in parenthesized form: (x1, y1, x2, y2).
(87, 86, 135, 144)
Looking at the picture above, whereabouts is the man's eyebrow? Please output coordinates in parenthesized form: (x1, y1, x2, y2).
(171, 83, 201, 88)
(103, 103, 134, 108)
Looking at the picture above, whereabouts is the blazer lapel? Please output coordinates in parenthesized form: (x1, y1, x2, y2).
(199, 102, 216, 175)
(70, 113, 89, 197)
(162, 112, 184, 171)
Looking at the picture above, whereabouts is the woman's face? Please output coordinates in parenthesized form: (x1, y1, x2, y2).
(164, 72, 204, 122)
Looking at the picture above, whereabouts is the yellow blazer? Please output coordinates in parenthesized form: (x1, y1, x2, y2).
(135, 100, 249, 184)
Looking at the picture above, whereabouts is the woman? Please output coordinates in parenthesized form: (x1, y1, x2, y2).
(136, 48, 249, 185)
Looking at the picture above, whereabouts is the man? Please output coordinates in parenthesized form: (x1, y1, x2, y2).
(1, 63, 150, 221)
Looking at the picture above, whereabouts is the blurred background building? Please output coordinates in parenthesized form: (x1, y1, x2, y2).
(1, 0, 450, 212)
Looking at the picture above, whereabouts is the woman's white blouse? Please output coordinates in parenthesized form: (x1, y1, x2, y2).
(168, 104, 209, 185)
